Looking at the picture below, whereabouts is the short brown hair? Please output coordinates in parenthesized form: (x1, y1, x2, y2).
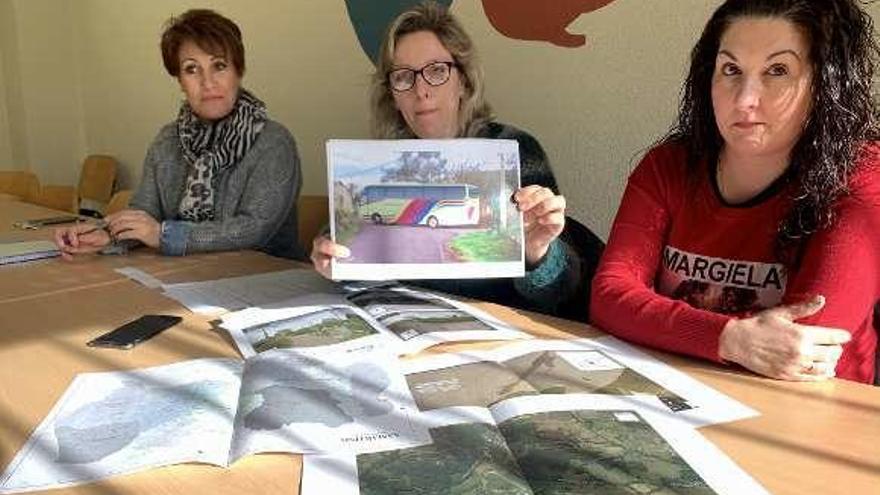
(371, 1, 492, 138)
(160, 9, 245, 77)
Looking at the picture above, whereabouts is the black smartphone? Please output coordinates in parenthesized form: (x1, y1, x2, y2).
(87, 315, 182, 349)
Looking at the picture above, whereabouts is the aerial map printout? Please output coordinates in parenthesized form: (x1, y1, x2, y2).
(401, 337, 757, 427)
(221, 285, 531, 356)
(302, 395, 768, 495)
(220, 293, 395, 357)
(0, 346, 429, 493)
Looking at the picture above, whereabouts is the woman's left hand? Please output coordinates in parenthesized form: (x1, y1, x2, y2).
(105, 209, 161, 249)
(514, 185, 566, 266)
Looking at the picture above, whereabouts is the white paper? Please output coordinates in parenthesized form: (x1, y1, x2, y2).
(0, 359, 243, 494)
(401, 336, 758, 427)
(301, 453, 359, 495)
(327, 138, 525, 281)
(344, 285, 531, 355)
(585, 336, 760, 426)
(114, 267, 163, 289)
(161, 269, 339, 315)
(0, 241, 60, 265)
(229, 345, 431, 458)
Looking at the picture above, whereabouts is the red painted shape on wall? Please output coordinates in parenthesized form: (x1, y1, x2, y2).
(481, 0, 618, 47)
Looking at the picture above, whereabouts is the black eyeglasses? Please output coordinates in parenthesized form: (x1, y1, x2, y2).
(387, 61, 458, 92)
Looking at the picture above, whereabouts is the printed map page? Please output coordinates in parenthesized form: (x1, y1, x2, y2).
(0, 359, 243, 494)
(229, 344, 431, 459)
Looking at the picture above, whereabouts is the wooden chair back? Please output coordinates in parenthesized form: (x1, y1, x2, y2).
(105, 189, 133, 215)
(32, 185, 77, 213)
(297, 194, 329, 254)
(0, 171, 40, 201)
(78, 155, 117, 204)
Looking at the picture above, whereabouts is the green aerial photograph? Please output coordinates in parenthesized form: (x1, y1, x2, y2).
(357, 422, 533, 495)
(406, 350, 691, 412)
(378, 310, 497, 340)
(247, 308, 377, 352)
(503, 351, 691, 410)
(498, 409, 714, 495)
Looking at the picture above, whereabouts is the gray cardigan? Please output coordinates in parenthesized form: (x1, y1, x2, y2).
(130, 119, 304, 260)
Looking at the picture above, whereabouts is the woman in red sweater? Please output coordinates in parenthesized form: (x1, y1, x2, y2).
(591, 0, 880, 384)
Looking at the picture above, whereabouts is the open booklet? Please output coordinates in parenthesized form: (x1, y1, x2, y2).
(0, 345, 431, 494)
(303, 394, 768, 495)
(220, 284, 531, 356)
(401, 336, 758, 428)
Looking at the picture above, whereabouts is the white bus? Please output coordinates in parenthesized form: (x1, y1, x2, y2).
(358, 183, 480, 228)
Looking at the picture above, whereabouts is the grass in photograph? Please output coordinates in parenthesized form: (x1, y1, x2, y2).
(333, 198, 362, 246)
(335, 220, 362, 247)
(381, 311, 495, 340)
(252, 313, 377, 352)
(448, 231, 520, 262)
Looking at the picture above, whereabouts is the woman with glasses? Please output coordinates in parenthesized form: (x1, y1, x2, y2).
(54, 9, 304, 260)
(312, 1, 599, 320)
(591, 0, 879, 383)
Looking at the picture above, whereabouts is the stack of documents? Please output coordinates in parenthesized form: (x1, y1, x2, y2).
(0, 344, 432, 493)
(0, 241, 60, 266)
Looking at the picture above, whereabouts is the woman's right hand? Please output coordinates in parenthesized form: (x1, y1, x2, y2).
(310, 235, 350, 279)
(718, 295, 851, 381)
(53, 223, 112, 260)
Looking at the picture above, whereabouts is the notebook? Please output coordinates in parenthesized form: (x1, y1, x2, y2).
(0, 240, 61, 265)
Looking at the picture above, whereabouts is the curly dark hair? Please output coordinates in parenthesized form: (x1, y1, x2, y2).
(668, 0, 880, 264)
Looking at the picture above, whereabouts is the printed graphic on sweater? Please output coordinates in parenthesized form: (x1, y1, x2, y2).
(657, 246, 786, 314)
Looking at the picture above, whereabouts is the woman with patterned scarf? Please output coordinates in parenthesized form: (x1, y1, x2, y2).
(54, 9, 304, 260)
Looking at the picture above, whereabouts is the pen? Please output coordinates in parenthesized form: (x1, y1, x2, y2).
(63, 219, 111, 246)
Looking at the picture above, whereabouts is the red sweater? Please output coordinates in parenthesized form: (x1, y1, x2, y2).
(591, 143, 879, 383)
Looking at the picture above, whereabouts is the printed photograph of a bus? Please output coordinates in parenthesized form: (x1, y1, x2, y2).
(359, 183, 480, 229)
(327, 138, 524, 279)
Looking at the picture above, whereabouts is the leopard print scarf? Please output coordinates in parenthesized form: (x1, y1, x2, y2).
(176, 88, 267, 222)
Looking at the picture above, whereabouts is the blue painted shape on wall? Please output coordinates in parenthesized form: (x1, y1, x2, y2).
(344, 0, 454, 64)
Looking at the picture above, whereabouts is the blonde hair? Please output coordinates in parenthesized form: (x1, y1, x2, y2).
(370, 1, 493, 138)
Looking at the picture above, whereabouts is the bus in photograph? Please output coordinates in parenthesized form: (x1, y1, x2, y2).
(358, 183, 480, 228)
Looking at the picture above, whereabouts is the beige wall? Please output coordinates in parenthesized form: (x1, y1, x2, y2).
(0, 0, 26, 170)
(1, 0, 879, 237)
(2, 0, 87, 184)
(0, 40, 11, 168)
(456, 0, 717, 236)
(73, 0, 374, 192)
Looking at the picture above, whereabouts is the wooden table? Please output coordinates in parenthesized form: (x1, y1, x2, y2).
(0, 200, 78, 245)
(0, 207, 878, 495)
(1, 200, 76, 227)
